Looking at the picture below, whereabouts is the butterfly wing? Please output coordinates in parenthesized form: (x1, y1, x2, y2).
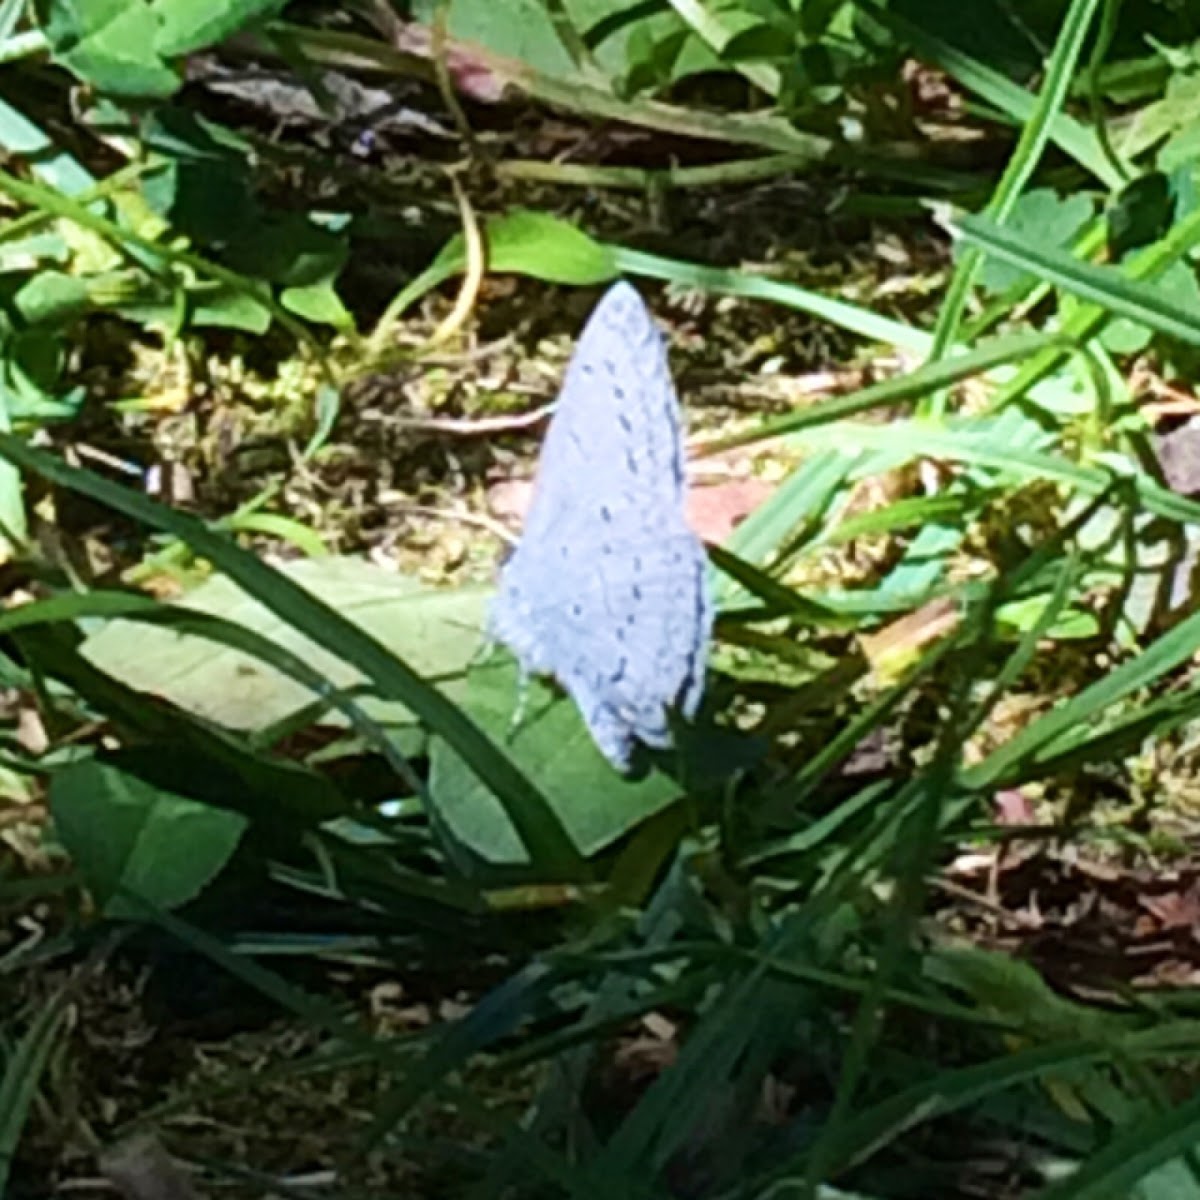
(518, 281, 688, 536)
(489, 282, 711, 770)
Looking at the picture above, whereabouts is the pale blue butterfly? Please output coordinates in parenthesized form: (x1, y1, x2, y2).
(488, 281, 713, 771)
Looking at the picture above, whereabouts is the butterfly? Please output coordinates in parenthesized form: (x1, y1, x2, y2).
(488, 282, 713, 771)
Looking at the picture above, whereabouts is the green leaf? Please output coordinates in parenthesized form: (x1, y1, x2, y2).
(431, 210, 618, 287)
(973, 187, 1094, 295)
(49, 757, 247, 918)
(151, 0, 289, 57)
(996, 595, 1098, 640)
(0, 232, 71, 273)
(0, 94, 95, 195)
(1108, 171, 1173, 257)
(82, 558, 488, 736)
(140, 109, 260, 244)
(951, 206, 1200, 349)
(411, 0, 576, 79)
(1098, 259, 1200, 356)
(2, 330, 84, 422)
(282, 278, 354, 329)
(227, 212, 349, 287)
(622, 22, 720, 95)
(13, 270, 91, 325)
(115, 280, 273, 333)
(429, 654, 679, 866)
(375, 210, 619, 349)
(34, 0, 180, 98)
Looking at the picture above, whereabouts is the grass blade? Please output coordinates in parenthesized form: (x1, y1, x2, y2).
(0, 433, 585, 874)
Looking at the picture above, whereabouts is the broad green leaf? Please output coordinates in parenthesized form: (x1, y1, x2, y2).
(49, 757, 247, 918)
(1108, 172, 1173, 256)
(378, 211, 619, 343)
(431, 210, 618, 287)
(142, 153, 258, 246)
(34, 0, 179, 98)
(429, 654, 678, 865)
(282, 278, 354, 329)
(82, 557, 488, 735)
(0, 233, 71, 273)
(622, 18, 721, 95)
(3, 330, 83, 422)
(412, 0, 576, 80)
(0, 432, 582, 872)
(0, 94, 95, 195)
(13, 271, 91, 325)
(1124, 69, 1200, 163)
(227, 213, 348, 287)
(151, 0, 288, 56)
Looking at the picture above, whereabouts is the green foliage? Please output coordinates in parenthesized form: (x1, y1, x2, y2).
(0, 983, 73, 1196)
(81, 557, 488, 747)
(49, 756, 248, 918)
(34, 0, 289, 92)
(35, 0, 181, 97)
(12, 0, 1200, 1196)
(0, 0, 366, 542)
(430, 656, 682, 865)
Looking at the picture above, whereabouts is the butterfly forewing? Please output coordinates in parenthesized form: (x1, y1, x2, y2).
(520, 282, 687, 530)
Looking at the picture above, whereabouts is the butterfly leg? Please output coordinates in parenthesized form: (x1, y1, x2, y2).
(505, 669, 533, 743)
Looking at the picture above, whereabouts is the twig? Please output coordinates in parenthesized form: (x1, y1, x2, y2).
(361, 400, 557, 435)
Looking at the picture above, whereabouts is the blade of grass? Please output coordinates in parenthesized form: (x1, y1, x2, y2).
(742, 1029, 1199, 1194)
(948, 206, 1200, 348)
(856, 0, 1124, 189)
(0, 983, 74, 1192)
(919, 0, 1105, 420)
(0, 435, 584, 875)
(1031, 1085, 1200, 1199)
(800, 676, 973, 1196)
(616, 247, 934, 351)
(783, 418, 1200, 527)
(989, 201, 1200, 410)
(700, 331, 1060, 457)
(964, 592, 1200, 790)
